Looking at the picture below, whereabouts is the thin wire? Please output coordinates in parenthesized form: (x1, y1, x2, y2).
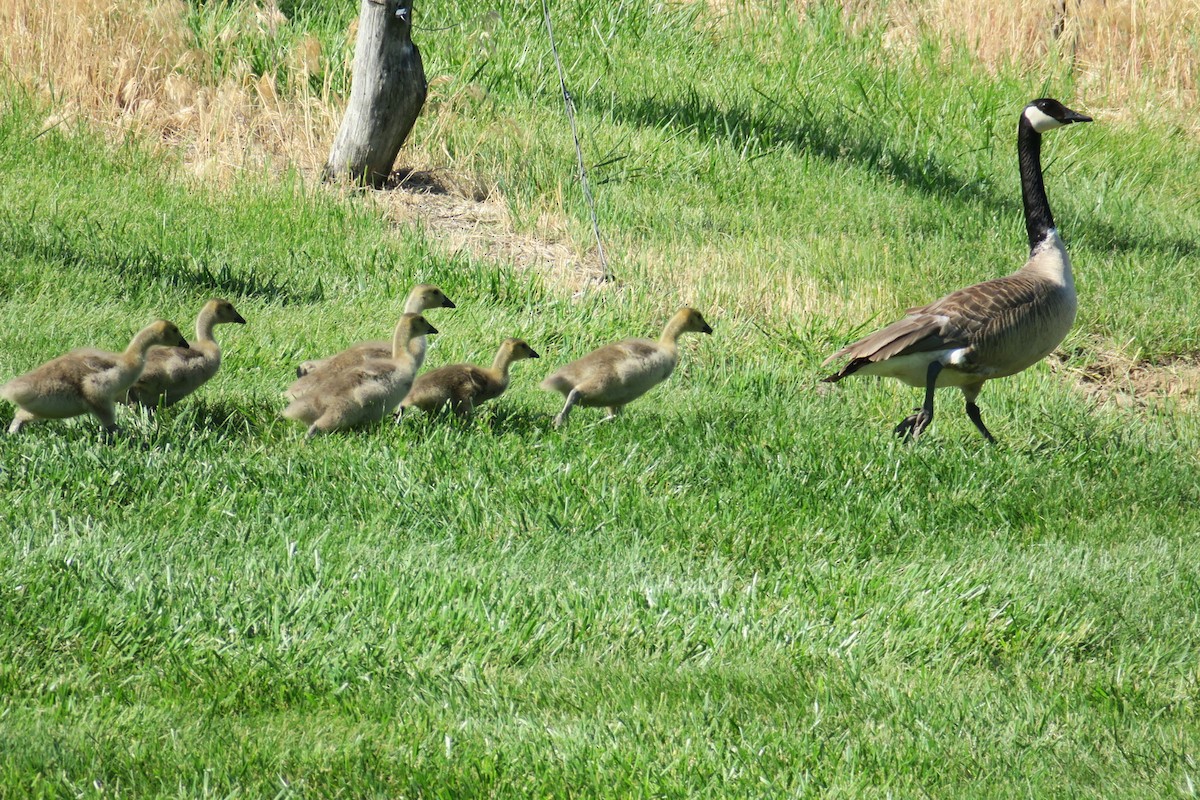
(541, 0, 614, 283)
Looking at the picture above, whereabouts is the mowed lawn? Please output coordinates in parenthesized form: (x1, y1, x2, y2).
(2, 1, 1200, 797)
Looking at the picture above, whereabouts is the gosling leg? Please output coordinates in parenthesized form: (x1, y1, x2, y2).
(552, 388, 581, 429)
(604, 405, 623, 421)
(453, 397, 475, 424)
(305, 412, 345, 439)
(8, 409, 36, 434)
(90, 401, 120, 440)
(894, 361, 942, 441)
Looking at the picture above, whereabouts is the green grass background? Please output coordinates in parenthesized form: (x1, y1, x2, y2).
(2, 1, 1200, 796)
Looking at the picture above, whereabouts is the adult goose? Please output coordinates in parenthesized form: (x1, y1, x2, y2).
(822, 98, 1092, 442)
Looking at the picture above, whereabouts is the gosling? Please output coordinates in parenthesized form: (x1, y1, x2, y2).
(1, 320, 190, 436)
(541, 307, 713, 428)
(400, 338, 540, 422)
(282, 313, 437, 438)
(294, 283, 454, 378)
(126, 298, 246, 409)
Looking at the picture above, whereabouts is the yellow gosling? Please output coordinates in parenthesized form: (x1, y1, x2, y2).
(294, 284, 454, 379)
(126, 299, 246, 409)
(400, 338, 540, 422)
(541, 307, 712, 428)
(283, 313, 436, 438)
(1, 320, 189, 436)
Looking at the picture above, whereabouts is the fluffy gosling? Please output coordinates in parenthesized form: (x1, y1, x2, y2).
(541, 307, 712, 428)
(126, 298, 246, 409)
(400, 338, 540, 422)
(294, 283, 454, 379)
(282, 313, 436, 438)
(1, 320, 189, 436)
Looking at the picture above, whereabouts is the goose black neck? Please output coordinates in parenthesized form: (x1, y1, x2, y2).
(1018, 117, 1055, 252)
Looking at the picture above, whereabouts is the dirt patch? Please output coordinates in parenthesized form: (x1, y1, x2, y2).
(375, 168, 611, 294)
(1050, 350, 1200, 409)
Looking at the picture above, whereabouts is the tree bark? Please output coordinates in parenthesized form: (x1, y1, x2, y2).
(323, 0, 426, 188)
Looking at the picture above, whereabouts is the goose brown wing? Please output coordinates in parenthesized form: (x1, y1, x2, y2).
(457, 366, 492, 397)
(153, 346, 208, 366)
(822, 314, 959, 380)
(920, 273, 1056, 344)
(425, 364, 490, 398)
(825, 273, 1052, 380)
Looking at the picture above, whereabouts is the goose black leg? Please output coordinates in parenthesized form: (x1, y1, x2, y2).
(894, 361, 942, 441)
(961, 383, 996, 443)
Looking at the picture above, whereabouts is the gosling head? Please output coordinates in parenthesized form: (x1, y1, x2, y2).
(207, 298, 247, 325)
(402, 312, 439, 338)
(1023, 98, 1092, 134)
(412, 284, 456, 310)
(504, 338, 541, 361)
(149, 320, 190, 349)
(678, 307, 714, 335)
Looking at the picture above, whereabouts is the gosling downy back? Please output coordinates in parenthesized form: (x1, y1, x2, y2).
(294, 284, 455, 378)
(127, 298, 246, 408)
(541, 307, 712, 428)
(401, 337, 540, 420)
(2, 319, 189, 435)
(283, 313, 438, 437)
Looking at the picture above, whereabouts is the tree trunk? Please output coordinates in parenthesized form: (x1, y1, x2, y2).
(323, 0, 426, 188)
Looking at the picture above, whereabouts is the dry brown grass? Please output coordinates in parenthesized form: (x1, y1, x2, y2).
(713, 0, 1200, 122)
(1046, 350, 1200, 410)
(1049, 347, 1200, 408)
(1, 0, 334, 177)
(0, 0, 579, 282)
(878, 0, 1198, 119)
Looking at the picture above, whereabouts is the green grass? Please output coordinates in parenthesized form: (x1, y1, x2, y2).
(3, 2, 1200, 797)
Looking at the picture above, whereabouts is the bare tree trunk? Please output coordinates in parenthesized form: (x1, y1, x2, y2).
(323, 0, 426, 188)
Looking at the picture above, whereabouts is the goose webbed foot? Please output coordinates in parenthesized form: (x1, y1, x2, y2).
(894, 408, 933, 441)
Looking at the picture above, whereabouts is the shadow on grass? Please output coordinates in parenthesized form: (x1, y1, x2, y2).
(395, 403, 553, 439)
(0, 220, 321, 305)
(137, 399, 282, 444)
(601, 92, 1200, 260)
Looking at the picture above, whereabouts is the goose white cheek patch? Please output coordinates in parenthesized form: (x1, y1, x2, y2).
(1024, 106, 1064, 133)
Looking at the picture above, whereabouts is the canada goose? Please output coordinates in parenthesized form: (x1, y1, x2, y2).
(126, 298, 246, 409)
(294, 283, 454, 378)
(541, 307, 713, 428)
(400, 338, 540, 421)
(283, 312, 437, 437)
(1, 320, 190, 436)
(822, 98, 1092, 442)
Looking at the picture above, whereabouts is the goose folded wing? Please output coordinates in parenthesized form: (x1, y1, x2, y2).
(920, 274, 1056, 340)
(825, 314, 960, 366)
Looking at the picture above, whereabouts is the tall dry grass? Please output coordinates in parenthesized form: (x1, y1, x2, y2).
(1, 0, 335, 178)
(848, 0, 1198, 119)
